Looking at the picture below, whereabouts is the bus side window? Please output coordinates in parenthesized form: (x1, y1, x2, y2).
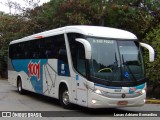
(77, 45, 86, 77)
(54, 35, 68, 64)
(43, 37, 54, 58)
(58, 48, 67, 63)
(67, 33, 86, 77)
(9, 45, 13, 59)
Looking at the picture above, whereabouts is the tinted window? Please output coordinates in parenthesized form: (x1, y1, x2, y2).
(67, 33, 86, 77)
(9, 34, 68, 63)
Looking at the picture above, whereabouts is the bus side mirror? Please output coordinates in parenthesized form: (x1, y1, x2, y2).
(140, 42, 155, 62)
(75, 38, 91, 59)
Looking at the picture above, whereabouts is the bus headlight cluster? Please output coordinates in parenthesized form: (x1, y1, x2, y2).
(138, 89, 146, 95)
(93, 89, 107, 96)
(95, 89, 102, 94)
(88, 86, 108, 96)
(141, 89, 146, 94)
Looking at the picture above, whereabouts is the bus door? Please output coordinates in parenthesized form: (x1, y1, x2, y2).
(66, 33, 88, 107)
(75, 46, 88, 107)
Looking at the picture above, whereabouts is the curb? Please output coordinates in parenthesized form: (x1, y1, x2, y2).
(146, 99, 160, 104)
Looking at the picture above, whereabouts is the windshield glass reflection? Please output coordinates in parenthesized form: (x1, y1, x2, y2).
(87, 37, 145, 82)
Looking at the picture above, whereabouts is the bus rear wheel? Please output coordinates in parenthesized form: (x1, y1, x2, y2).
(17, 78, 24, 94)
(59, 86, 72, 109)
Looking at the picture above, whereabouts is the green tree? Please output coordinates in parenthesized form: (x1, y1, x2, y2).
(143, 25, 160, 98)
(103, 0, 158, 40)
(0, 14, 41, 77)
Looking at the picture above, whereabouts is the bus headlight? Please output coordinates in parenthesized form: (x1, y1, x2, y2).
(93, 89, 107, 96)
(141, 89, 146, 94)
(95, 89, 102, 94)
(88, 86, 107, 96)
(138, 89, 146, 95)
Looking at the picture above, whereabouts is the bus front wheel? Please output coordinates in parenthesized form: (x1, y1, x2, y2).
(59, 86, 72, 109)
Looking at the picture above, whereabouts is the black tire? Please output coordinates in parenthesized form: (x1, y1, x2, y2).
(59, 86, 73, 109)
(17, 78, 24, 94)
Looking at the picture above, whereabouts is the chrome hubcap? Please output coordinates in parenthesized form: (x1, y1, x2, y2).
(62, 90, 69, 105)
(18, 82, 21, 92)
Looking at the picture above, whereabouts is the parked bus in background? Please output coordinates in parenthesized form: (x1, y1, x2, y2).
(8, 25, 155, 109)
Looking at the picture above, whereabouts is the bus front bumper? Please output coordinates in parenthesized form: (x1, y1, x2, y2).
(87, 90, 146, 108)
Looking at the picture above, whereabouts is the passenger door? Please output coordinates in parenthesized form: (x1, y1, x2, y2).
(76, 47, 88, 107)
(66, 33, 88, 107)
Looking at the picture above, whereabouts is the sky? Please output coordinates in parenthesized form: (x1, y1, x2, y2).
(0, 0, 50, 14)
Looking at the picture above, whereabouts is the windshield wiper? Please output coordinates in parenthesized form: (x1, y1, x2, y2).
(121, 54, 137, 85)
(114, 52, 118, 68)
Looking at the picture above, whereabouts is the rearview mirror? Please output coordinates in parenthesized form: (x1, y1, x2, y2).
(75, 38, 91, 59)
(140, 42, 155, 62)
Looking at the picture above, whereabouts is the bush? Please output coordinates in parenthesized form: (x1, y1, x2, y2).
(143, 25, 160, 98)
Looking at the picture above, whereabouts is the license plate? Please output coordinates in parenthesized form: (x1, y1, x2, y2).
(117, 101, 128, 105)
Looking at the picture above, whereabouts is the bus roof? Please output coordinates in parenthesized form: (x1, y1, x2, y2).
(10, 25, 137, 44)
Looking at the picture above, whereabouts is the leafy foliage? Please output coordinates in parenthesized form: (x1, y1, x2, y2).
(143, 25, 160, 98)
(143, 25, 160, 81)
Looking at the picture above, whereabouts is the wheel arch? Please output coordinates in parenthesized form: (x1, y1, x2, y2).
(58, 80, 73, 109)
(58, 81, 70, 99)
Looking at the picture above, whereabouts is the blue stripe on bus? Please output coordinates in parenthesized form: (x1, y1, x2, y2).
(136, 83, 145, 90)
(129, 83, 145, 94)
(95, 83, 145, 90)
(95, 83, 122, 89)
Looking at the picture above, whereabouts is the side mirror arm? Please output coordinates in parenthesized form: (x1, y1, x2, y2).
(75, 38, 91, 59)
(140, 42, 155, 62)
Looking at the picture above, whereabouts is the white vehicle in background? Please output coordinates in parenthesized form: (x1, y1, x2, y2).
(8, 25, 154, 109)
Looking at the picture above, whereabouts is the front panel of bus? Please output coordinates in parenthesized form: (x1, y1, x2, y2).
(86, 37, 146, 108)
(68, 33, 146, 108)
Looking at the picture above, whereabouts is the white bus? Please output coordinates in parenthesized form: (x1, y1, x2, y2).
(8, 25, 155, 109)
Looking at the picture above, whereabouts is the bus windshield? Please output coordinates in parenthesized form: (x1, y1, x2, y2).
(87, 37, 145, 85)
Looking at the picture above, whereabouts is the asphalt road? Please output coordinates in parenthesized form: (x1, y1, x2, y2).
(0, 79, 159, 120)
